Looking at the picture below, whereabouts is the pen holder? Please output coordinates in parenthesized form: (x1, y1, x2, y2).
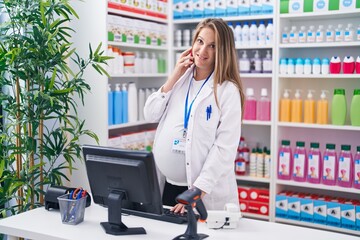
(57, 194, 87, 225)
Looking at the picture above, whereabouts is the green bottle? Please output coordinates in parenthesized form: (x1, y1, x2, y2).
(331, 89, 346, 125)
(350, 89, 360, 126)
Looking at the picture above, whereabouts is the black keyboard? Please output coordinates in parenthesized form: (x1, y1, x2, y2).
(122, 207, 188, 224)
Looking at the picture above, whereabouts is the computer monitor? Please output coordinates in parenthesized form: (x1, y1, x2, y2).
(83, 145, 162, 235)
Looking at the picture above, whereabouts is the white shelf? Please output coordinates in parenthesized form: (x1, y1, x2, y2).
(275, 218, 360, 236)
(277, 122, 360, 131)
(278, 74, 360, 79)
(240, 73, 272, 78)
(110, 73, 168, 78)
(279, 42, 360, 48)
(173, 14, 274, 24)
(108, 41, 168, 50)
(243, 120, 272, 126)
(108, 5, 167, 23)
(242, 212, 270, 221)
(236, 175, 270, 183)
(235, 45, 273, 49)
(279, 9, 360, 20)
(108, 121, 152, 130)
(276, 179, 360, 194)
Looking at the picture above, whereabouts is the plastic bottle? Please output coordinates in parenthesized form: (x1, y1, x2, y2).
(249, 21, 258, 45)
(337, 145, 353, 188)
(343, 56, 355, 74)
(289, 26, 298, 43)
(291, 89, 303, 123)
(262, 50, 272, 73)
(335, 24, 343, 42)
(249, 148, 257, 177)
(228, 22, 235, 36)
(138, 88, 145, 121)
(143, 52, 150, 74)
(295, 58, 304, 74)
(287, 58, 295, 74)
(279, 58, 287, 74)
(304, 58, 312, 75)
(108, 84, 114, 125)
(322, 143, 338, 185)
(298, 26, 307, 43)
(113, 83, 123, 125)
(316, 25, 324, 43)
(350, 89, 360, 126)
(128, 82, 138, 122)
(264, 150, 271, 178)
(251, 50, 262, 73)
(344, 23, 354, 42)
(134, 51, 143, 74)
(329, 56, 341, 74)
(293, 141, 307, 182)
(257, 20, 266, 45)
(234, 22, 242, 47)
(235, 152, 246, 175)
(307, 142, 322, 184)
(239, 51, 251, 73)
(282, 26, 289, 44)
(278, 140, 292, 180)
(242, 22, 250, 46)
(279, 89, 291, 122)
(256, 149, 264, 178)
(265, 19, 273, 45)
(151, 52, 157, 74)
(326, 25, 335, 42)
(307, 25, 315, 43)
(354, 146, 360, 189)
(321, 58, 330, 74)
(356, 56, 360, 73)
(304, 90, 315, 124)
(316, 90, 329, 125)
(244, 88, 257, 120)
(331, 89, 347, 125)
(357, 24, 360, 41)
(257, 88, 271, 121)
(107, 46, 115, 75)
(121, 83, 128, 123)
(312, 58, 321, 75)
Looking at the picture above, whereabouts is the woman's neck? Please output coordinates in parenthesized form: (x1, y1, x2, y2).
(193, 67, 213, 81)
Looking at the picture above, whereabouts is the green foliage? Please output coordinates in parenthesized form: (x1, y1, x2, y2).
(0, 0, 110, 217)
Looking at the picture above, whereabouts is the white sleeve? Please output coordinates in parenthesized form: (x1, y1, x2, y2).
(143, 87, 172, 123)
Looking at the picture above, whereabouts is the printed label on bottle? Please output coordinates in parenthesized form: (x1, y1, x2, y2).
(355, 159, 360, 184)
(308, 154, 319, 179)
(357, 30, 360, 40)
(235, 161, 246, 173)
(279, 152, 290, 176)
(323, 155, 335, 180)
(293, 153, 305, 177)
(338, 157, 350, 182)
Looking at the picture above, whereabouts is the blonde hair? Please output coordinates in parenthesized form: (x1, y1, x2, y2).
(192, 18, 245, 118)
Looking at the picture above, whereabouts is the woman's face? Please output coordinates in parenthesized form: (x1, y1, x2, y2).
(192, 27, 216, 74)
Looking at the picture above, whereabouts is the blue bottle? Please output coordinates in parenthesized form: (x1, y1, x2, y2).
(122, 83, 128, 124)
(113, 83, 123, 125)
(108, 84, 114, 125)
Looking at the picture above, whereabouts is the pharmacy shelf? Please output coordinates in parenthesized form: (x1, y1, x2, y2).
(276, 179, 360, 194)
(278, 74, 360, 79)
(111, 73, 168, 78)
(173, 14, 274, 24)
(235, 45, 273, 50)
(108, 120, 152, 130)
(242, 212, 270, 221)
(108, 3, 167, 23)
(275, 218, 360, 237)
(240, 73, 273, 78)
(279, 9, 360, 20)
(279, 42, 360, 48)
(243, 120, 272, 126)
(236, 175, 270, 184)
(108, 41, 168, 51)
(277, 122, 360, 131)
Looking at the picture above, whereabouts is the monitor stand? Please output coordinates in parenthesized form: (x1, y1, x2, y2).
(101, 190, 146, 235)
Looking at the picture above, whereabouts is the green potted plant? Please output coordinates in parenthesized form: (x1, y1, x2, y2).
(0, 0, 110, 217)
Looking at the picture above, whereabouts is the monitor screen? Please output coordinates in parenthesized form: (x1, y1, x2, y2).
(83, 145, 162, 235)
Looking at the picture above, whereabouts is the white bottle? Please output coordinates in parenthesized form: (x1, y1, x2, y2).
(138, 88, 145, 121)
(307, 25, 315, 43)
(107, 46, 115, 75)
(239, 51, 251, 73)
(134, 51, 143, 74)
(316, 25, 324, 43)
(127, 82, 138, 122)
(279, 58, 287, 74)
(344, 23, 354, 42)
(262, 50, 272, 73)
(326, 25, 335, 42)
(335, 24, 343, 42)
(295, 58, 304, 74)
(287, 58, 295, 74)
(304, 58, 312, 75)
(151, 52, 157, 74)
(282, 26, 289, 44)
(257, 20, 266, 46)
(143, 52, 150, 74)
(118, 48, 125, 75)
(228, 22, 235, 36)
(242, 22, 250, 46)
(289, 26, 298, 43)
(251, 50, 262, 73)
(234, 22, 242, 47)
(298, 26, 307, 43)
(249, 21, 258, 45)
(265, 19, 273, 45)
(357, 24, 360, 41)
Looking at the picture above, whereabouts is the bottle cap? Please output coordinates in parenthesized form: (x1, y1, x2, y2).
(357, 146, 360, 152)
(246, 88, 254, 96)
(304, 58, 312, 65)
(334, 88, 345, 95)
(313, 58, 321, 65)
(260, 20, 265, 25)
(341, 145, 351, 151)
(296, 141, 305, 147)
(294, 89, 301, 99)
(268, 19, 273, 24)
(321, 58, 330, 65)
(280, 58, 287, 65)
(261, 88, 268, 97)
(307, 90, 314, 99)
(343, 56, 354, 63)
(310, 142, 319, 148)
(288, 58, 294, 65)
(353, 89, 360, 95)
(326, 143, 336, 150)
(282, 140, 290, 146)
(330, 56, 340, 63)
(296, 58, 303, 65)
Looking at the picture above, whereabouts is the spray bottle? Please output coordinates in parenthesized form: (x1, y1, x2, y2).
(239, 51, 250, 73)
(304, 90, 315, 124)
(316, 90, 329, 124)
(291, 89, 303, 123)
(280, 89, 291, 122)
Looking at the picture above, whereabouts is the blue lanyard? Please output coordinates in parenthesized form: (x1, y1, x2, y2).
(183, 70, 213, 137)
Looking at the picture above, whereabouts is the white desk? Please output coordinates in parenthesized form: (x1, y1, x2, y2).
(0, 204, 358, 240)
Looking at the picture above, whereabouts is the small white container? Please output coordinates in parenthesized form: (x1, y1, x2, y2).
(123, 52, 135, 65)
(124, 63, 135, 74)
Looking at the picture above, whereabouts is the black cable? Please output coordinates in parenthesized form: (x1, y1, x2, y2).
(212, 217, 230, 230)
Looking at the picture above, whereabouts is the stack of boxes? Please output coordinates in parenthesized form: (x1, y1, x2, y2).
(280, 0, 360, 14)
(238, 187, 270, 216)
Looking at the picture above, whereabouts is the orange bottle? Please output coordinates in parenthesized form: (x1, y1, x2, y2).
(280, 89, 291, 122)
(291, 89, 303, 123)
(304, 90, 315, 123)
(316, 90, 329, 124)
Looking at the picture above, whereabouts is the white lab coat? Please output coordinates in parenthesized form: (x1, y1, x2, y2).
(144, 66, 241, 210)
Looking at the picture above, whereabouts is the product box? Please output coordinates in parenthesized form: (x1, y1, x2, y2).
(193, 0, 204, 18)
(248, 188, 270, 203)
(248, 201, 269, 215)
(339, 0, 357, 11)
(341, 201, 356, 230)
(173, 0, 183, 19)
(226, 0, 238, 16)
(238, 186, 250, 200)
(262, 0, 274, 14)
(183, 0, 194, 18)
(275, 192, 288, 218)
(108, 135, 122, 148)
(300, 195, 315, 222)
(313, 0, 328, 12)
(287, 193, 302, 220)
(204, 0, 215, 16)
(280, 0, 314, 14)
(239, 200, 249, 212)
(356, 204, 360, 230)
(215, 0, 226, 16)
(250, 0, 262, 14)
(313, 196, 329, 225)
(238, 0, 250, 15)
(327, 199, 343, 227)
